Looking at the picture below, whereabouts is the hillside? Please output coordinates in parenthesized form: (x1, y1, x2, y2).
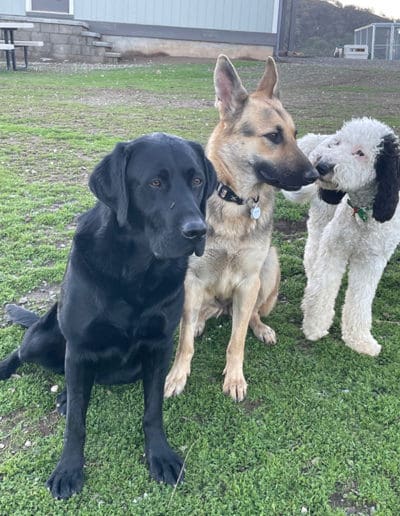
(283, 0, 391, 56)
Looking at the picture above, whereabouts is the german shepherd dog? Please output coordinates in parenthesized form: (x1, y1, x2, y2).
(164, 56, 318, 402)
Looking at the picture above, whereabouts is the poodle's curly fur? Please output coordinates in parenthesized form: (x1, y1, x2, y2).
(284, 118, 400, 356)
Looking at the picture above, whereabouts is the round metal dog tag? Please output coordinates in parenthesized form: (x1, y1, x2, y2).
(250, 205, 261, 220)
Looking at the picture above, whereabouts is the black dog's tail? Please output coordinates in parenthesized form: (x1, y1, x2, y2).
(6, 304, 40, 328)
(0, 305, 40, 380)
(0, 350, 21, 380)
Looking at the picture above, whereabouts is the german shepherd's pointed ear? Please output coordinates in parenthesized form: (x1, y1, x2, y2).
(256, 56, 279, 98)
(188, 141, 218, 214)
(373, 134, 400, 222)
(89, 142, 130, 226)
(214, 54, 248, 119)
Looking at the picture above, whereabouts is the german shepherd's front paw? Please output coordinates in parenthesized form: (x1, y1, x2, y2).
(252, 322, 276, 345)
(164, 366, 190, 398)
(222, 369, 248, 402)
(47, 462, 84, 499)
(147, 445, 185, 486)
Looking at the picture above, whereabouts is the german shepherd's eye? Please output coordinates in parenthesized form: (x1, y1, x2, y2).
(192, 177, 203, 186)
(264, 132, 283, 144)
(149, 178, 162, 188)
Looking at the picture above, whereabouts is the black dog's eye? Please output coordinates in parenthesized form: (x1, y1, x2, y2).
(150, 179, 161, 188)
(354, 149, 365, 157)
(264, 132, 283, 144)
(192, 177, 203, 186)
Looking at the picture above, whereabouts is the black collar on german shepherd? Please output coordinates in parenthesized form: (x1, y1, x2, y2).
(0, 133, 216, 499)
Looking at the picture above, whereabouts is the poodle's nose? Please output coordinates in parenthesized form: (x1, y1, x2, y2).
(316, 161, 334, 176)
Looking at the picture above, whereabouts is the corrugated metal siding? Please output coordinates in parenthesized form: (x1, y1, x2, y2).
(0, 0, 25, 16)
(75, 0, 278, 34)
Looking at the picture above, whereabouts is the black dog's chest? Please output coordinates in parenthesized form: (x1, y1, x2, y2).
(61, 255, 185, 366)
(82, 303, 168, 358)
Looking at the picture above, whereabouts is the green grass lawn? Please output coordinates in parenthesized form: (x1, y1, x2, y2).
(0, 58, 400, 515)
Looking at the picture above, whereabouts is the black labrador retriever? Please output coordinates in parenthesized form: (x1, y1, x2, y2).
(0, 132, 217, 499)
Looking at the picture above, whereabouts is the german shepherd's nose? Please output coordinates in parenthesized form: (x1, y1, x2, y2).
(181, 220, 207, 239)
(303, 166, 320, 183)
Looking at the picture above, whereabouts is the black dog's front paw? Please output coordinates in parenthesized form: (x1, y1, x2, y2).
(46, 463, 84, 499)
(147, 445, 185, 486)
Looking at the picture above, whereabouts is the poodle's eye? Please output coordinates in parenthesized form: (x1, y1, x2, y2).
(354, 149, 365, 157)
(328, 140, 340, 148)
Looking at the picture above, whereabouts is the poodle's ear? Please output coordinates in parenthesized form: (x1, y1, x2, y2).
(89, 142, 130, 226)
(318, 188, 346, 205)
(373, 134, 400, 223)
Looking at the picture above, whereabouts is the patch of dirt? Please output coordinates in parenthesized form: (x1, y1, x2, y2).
(330, 481, 376, 515)
(240, 398, 264, 414)
(74, 88, 213, 110)
(1, 282, 59, 327)
(0, 409, 60, 455)
(37, 411, 60, 437)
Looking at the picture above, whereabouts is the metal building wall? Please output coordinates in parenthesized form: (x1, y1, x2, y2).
(0, 0, 25, 15)
(74, 0, 279, 34)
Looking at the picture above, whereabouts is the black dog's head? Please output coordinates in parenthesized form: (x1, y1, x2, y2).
(89, 133, 217, 259)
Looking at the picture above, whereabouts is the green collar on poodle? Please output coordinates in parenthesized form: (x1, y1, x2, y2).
(347, 198, 372, 222)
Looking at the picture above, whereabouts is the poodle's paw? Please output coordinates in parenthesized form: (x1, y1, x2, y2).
(303, 321, 329, 341)
(344, 336, 382, 357)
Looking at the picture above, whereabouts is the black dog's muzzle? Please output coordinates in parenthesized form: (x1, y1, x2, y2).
(180, 220, 207, 240)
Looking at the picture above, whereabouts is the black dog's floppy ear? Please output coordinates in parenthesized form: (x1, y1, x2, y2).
(373, 134, 400, 223)
(89, 142, 130, 226)
(189, 141, 218, 214)
(318, 188, 346, 205)
(203, 156, 218, 200)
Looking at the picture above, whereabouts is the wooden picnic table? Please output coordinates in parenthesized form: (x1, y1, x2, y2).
(0, 22, 35, 70)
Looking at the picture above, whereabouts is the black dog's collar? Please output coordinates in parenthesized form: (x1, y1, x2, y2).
(216, 182, 244, 205)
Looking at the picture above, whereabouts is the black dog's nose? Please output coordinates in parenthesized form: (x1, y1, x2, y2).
(303, 167, 319, 183)
(181, 220, 207, 239)
(316, 162, 334, 176)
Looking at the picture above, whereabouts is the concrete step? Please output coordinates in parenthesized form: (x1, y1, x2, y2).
(81, 30, 101, 39)
(104, 51, 121, 58)
(93, 40, 113, 48)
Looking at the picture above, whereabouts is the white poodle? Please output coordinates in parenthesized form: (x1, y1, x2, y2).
(284, 118, 400, 356)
